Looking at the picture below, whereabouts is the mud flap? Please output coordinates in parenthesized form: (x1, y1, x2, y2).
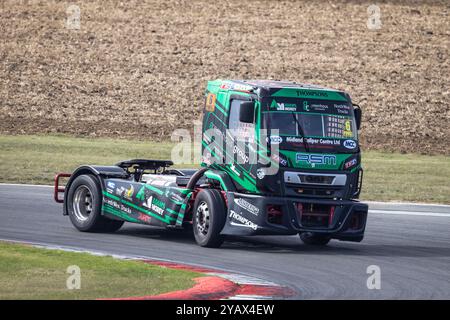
(220, 193, 265, 236)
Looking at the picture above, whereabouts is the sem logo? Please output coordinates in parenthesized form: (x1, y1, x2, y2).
(296, 153, 336, 166)
(343, 140, 357, 149)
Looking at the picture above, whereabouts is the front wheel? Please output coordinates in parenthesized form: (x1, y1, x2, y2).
(192, 189, 226, 248)
(299, 232, 331, 246)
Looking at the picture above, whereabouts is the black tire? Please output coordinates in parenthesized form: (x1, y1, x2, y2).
(299, 232, 331, 246)
(192, 189, 226, 248)
(67, 174, 124, 232)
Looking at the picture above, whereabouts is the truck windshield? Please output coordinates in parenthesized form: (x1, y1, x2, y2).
(263, 98, 358, 153)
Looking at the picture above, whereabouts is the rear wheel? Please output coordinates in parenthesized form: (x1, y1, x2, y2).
(193, 189, 226, 248)
(299, 232, 331, 246)
(67, 174, 124, 232)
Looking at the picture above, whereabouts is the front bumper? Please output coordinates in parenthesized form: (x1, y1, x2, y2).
(221, 192, 368, 242)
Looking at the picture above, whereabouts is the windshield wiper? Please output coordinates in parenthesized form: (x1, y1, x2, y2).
(291, 112, 309, 152)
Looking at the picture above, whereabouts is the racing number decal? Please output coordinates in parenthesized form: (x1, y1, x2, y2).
(205, 93, 216, 112)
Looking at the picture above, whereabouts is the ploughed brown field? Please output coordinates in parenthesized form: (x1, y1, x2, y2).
(1, 0, 449, 154)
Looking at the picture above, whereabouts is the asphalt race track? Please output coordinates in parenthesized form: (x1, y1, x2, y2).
(1, 184, 449, 299)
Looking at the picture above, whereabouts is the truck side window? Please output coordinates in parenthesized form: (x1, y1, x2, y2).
(228, 99, 242, 131)
(229, 99, 255, 140)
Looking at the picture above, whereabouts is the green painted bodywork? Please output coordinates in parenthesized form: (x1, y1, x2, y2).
(101, 179, 192, 227)
(201, 79, 360, 195)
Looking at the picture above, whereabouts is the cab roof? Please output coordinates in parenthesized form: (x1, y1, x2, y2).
(207, 79, 350, 101)
(231, 79, 339, 92)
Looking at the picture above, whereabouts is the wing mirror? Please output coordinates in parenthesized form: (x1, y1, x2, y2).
(353, 104, 362, 130)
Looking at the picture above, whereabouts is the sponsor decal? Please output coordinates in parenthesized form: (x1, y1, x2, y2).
(306, 138, 340, 146)
(234, 198, 259, 216)
(169, 192, 184, 203)
(310, 103, 329, 112)
(231, 83, 253, 92)
(344, 158, 358, 170)
(296, 90, 328, 98)
(138, 212, 151, 223)
(124, 185, 134, 200)
(229, 210, 258, 230)
(143, 195, 165, 216)
(104, 198, 119, 208)
(303, 101, 310, 111)
(104, 198, 132, 214)
(106, 188, 114, 194)
(313, 138, 340, 146)
(256, 168, 265, 179)
(270, 99, 296, 111)
(286, 136, 341, 147)
(116, 186, 126, 196)
(271, 153, 288, 166)
(296, 153, 337, 166)
(334, 104, 351, 115)
(267, 135, 282, 144)
(343, 139, 357, 149)
(286, 136, 303, 143)
(107, 181, 115, 189)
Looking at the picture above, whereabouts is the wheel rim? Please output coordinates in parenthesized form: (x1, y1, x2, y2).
(195, 201, 210, 237)
(73, 185, 93, 222)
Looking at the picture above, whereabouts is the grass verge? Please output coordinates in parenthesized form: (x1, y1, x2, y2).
(0, 134, 449, 204)
(0, 241, 201, 300)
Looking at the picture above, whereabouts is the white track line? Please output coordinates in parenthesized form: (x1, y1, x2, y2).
(366, 201, 450, 208)
(0, 183, 53, 188)
(369, 209, 450, 218)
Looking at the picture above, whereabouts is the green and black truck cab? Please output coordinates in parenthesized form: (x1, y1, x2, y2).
(55, 80, 368, 247)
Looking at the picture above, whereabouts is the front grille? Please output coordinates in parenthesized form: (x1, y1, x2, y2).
(299, 175, 334, 185)
(286, 182, 344, 198)
(295, 187, 336, 197)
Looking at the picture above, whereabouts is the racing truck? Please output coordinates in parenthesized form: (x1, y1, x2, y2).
(55, 80, 368, 247)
